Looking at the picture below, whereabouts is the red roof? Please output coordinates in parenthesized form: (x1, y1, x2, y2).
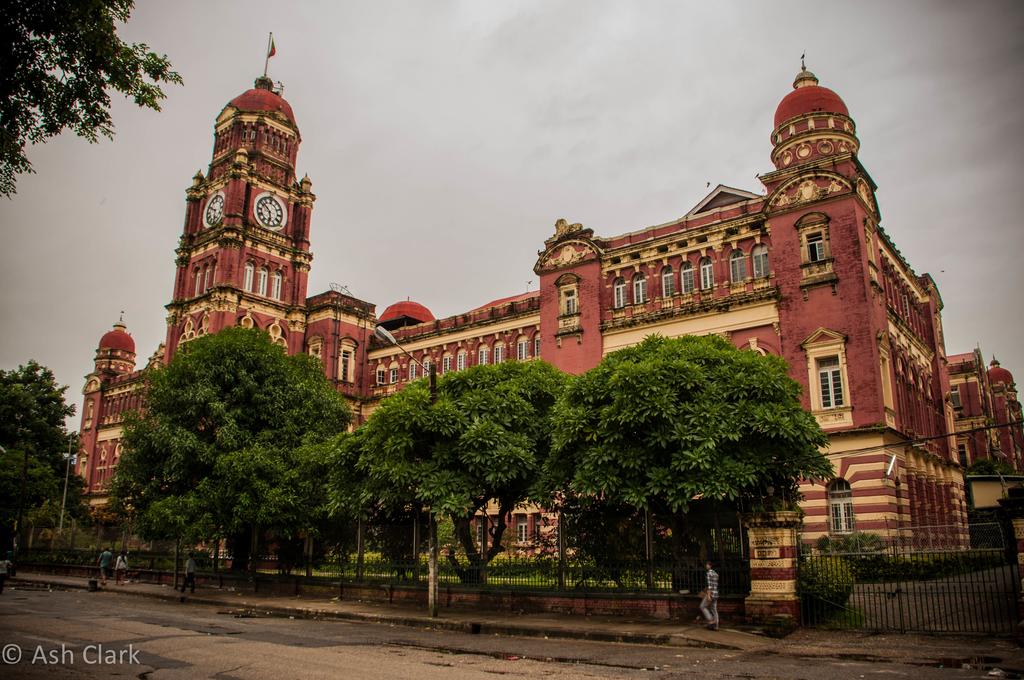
(468, 291, 538, 313)
(99, 323, 135, 353)
(228, 86, 296, 126)
(774, 84, 848, 129)
(379, 300, 435, 324)
(989, 361, 1014, 385)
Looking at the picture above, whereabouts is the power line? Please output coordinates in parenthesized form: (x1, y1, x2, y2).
(821, 418, 1023, 459)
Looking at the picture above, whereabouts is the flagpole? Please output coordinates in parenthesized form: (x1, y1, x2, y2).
(263, 32, 273, 78)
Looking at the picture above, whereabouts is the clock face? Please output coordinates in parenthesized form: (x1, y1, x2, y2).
(253, 192, 286, 230)
(203, 193, 225, 227)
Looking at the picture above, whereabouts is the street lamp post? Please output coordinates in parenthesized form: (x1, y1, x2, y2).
(373, 325, 439, 617)
(59, 438, 74, 534)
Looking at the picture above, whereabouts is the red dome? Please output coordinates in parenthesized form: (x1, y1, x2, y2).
(99, 322, 135, 354)
(989, 360, 1014, 385)
(227, 81, 296, 126)
(379, 301, 435, 324)
(774, 70, 849, 129)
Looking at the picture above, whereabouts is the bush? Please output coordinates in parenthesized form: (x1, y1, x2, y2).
(815, 532, 884, 554)
(798, 556, 854, 612)
(845, 550, 1004, 583)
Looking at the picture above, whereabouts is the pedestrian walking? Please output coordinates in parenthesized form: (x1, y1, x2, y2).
(0, 552, 11, 594)
(700, 561, 719, 630)
(180, 552, 197, 594)
(97, 547, 113, 586)
(115, 551, 128, 585)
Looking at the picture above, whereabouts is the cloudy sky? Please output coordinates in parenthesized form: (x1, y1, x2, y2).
(1, 0, 1022, 425)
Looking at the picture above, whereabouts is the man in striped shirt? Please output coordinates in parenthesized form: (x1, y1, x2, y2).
(700, 561, 719, 630)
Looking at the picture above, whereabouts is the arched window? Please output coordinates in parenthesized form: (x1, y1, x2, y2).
(376, 365, 387, 385)
(339, 340, 356, 383)
(257, 267, 268, 296)
(204, 264, 213, 292)
(442, 354, 452, 373)
(388, 361, 400, 384)
(752, 244, 769, 278)
(807, 232, 826, 262)
(194, 269, 203, 296)
(457, 350, 467, 371)
(729, 250, 747, 282)
(562, 287, 578, 315)
(409, 361, 418, 380)
(681, 261, 695, 294)
(828, 479, 855, 534)
(661, 266, 675, 297)
(271, 271, 283, 299)
(699, 257, 714, 290)
(633, 274, 647, 304)
(516, 335, 530, 361)
(493, 344, 504, 363)
(534, 335, 541, 359)
(243, 263, 254, 291)
(817, 356, 845, 408)
(478, 345, 490, 365)
(613, 277, 627, 308)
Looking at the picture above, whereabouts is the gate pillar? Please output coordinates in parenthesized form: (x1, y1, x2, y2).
(997, 488, 1024, 634)
(743, 510, 801, 627)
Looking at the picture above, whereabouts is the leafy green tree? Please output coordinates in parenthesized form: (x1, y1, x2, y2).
(339, 360, 567, 582)
(966, 458, 1016, 477)
(0, 361, 85, 552)
(1, 0, 182, 196)
(546, 334, 833, 514)
(111, 328, 350, 570)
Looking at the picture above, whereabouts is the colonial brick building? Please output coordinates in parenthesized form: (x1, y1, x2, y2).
(947, 350, 1023, 471)
(78, 66, 1012, 544)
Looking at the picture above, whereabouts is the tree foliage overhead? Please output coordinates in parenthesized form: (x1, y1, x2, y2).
(546, 334, 833, 513)
(0, 361, 85, 549)
(112, 328, 351, 544)
(339, 360, 567, 572)
(1, 0, 182, 196)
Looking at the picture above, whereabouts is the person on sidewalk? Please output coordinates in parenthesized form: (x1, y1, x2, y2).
(180, 552, 197, 594)
(700, 561, 719, 631)
(114, 551, 128, 585)
(0, 552, 11, 594)
(97, 547, 113, 586)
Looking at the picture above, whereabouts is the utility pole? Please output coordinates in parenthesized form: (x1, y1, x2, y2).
(59, 437, 74, 533)
(373, 326, 440, 617)
(15, 446, 28, 557)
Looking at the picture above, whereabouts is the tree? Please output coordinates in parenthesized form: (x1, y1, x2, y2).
(545, 334, 833, 514)
(111, 328, 350, 570)
(966, 458, 1016, 477)
(1, 0, 182, 196)
(0, 361, 85, 552)
(339, 360, 567, 582)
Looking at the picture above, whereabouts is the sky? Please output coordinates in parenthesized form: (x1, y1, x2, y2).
(1, 0, 1023, 427)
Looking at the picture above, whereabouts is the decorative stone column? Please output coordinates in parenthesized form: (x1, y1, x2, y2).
(743, 510, 801, 626)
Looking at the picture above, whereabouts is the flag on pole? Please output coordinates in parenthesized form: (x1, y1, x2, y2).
(263, 33, 276, 78)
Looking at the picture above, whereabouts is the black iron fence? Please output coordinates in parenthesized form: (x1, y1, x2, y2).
(799, 523, 1020, 634)
(20, 510, 751, 596)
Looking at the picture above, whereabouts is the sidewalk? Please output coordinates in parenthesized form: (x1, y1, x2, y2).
(10, 572, 1022, 670)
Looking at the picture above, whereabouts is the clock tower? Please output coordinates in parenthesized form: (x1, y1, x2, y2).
(165, 76, 315, 360)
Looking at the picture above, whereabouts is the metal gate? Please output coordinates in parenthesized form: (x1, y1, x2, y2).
(799, 523, 1020, 634)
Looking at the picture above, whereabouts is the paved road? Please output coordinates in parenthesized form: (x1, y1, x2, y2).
(0, 586, 1011, 679)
